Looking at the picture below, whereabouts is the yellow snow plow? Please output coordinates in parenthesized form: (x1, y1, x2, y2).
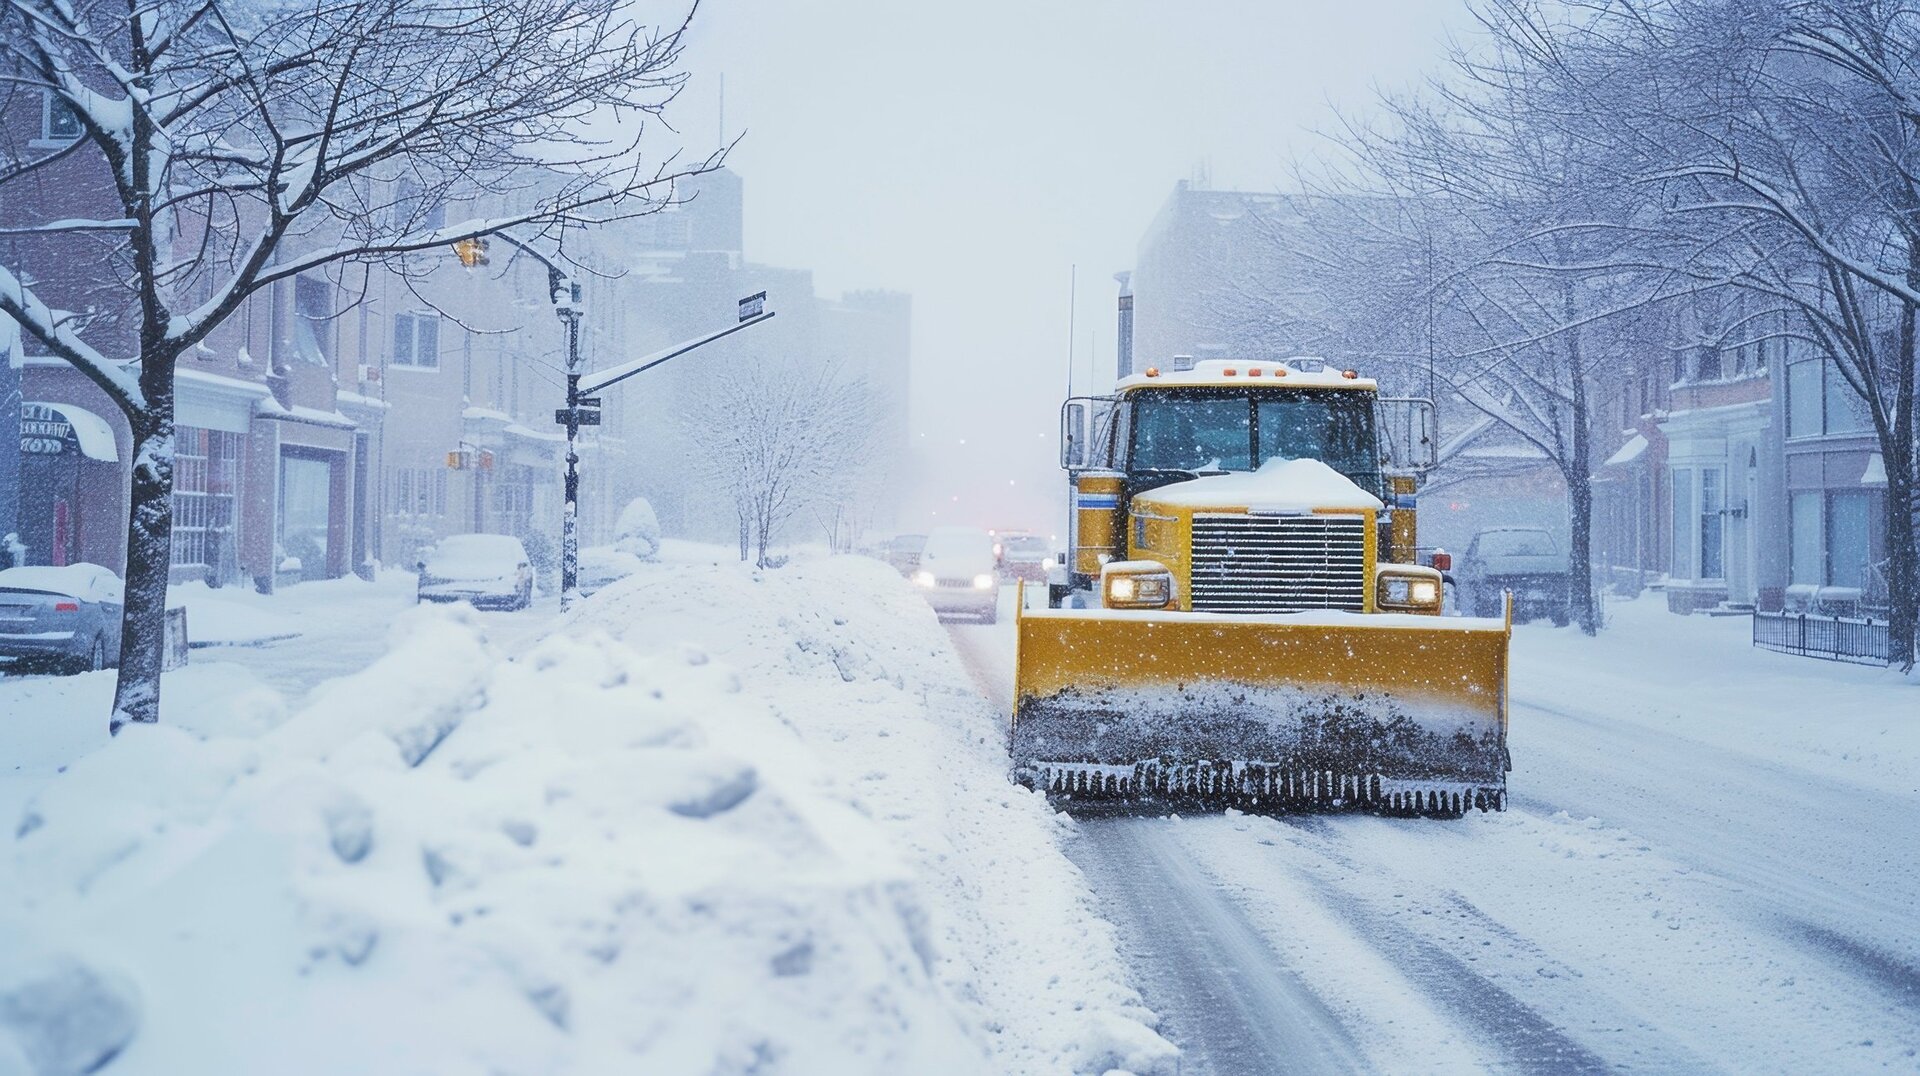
(1016, 359, 1511, 816)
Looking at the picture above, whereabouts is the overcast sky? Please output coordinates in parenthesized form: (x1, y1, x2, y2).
(677, 1, 1470, 536)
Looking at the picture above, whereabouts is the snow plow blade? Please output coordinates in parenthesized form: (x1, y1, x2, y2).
(1012, 602, 1511, 817)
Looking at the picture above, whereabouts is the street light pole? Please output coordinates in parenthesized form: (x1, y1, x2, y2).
(554, 268, 584, 609)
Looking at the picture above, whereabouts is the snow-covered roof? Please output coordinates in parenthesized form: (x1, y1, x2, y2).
(1135, 458, 1384, 512)
(1116, 359, 1377, 393)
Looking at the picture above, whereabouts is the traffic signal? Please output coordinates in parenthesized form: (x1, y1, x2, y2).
(452, 237, 490, 268)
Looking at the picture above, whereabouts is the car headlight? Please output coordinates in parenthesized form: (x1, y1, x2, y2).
(1376, 568, 1443, 611)
(1102, 563, 1173, 609)
(912, 570, 936, 587)
(973, 574, 995, 590)
(1041, 556, 1056, 572)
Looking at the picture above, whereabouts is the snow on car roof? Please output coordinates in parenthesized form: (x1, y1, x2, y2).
(432, 534, 525, 557)
(1116, 358, 1378, 392)
(0, 563, 120, 601)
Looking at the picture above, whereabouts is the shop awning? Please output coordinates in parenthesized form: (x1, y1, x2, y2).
(1603, 433, 1648, 469)
(23, 401, 119, 462)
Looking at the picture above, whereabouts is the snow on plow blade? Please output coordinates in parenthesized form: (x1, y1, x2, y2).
(1012, 604, 1511, 817)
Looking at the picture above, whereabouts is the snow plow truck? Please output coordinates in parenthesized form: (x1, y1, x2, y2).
(1013, 358, 1511, 817)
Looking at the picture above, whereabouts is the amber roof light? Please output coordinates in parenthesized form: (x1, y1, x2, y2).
(1144, 366, 1160, 377)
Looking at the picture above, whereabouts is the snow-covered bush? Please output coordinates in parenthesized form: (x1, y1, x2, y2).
(612, 497, 661, 561)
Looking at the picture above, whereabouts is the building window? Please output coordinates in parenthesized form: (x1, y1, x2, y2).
(1790, 492, 1822, 586)
(1823, 362, 1872, 435)
(1670, 467, 1694, 580)
(293, 276, 334, 365)
(171, 428, 242, 572)
(41, 91, 83, 141)
(392, 312, 440, 369)
(1786, 360, 1822, 437)
(1788, 357, 1875, 438)
(1698, 467, 1724, 580)
(393, 177, 446, 232)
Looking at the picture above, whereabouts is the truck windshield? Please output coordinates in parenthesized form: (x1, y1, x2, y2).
(1129, 388, 1377, 482)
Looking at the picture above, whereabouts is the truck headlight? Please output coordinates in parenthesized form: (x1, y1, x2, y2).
(1376, 568, 1443, 612)
(912, 570, 936, 588)
(1102, 562, 1173, 609)
(973, 574, 995, 590)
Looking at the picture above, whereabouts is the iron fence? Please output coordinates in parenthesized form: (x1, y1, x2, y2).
(1752, 610, 1897, 666)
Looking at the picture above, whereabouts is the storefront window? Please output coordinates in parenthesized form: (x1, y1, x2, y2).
(1790, 492, 1822, 585)
(171, 427, 242, 574)
(1826, 491, 1872, 588)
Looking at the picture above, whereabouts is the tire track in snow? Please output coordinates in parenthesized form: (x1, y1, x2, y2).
(1202, 815, 1700, 1073)
(1511, 695, 1920, 974)
(1068, 817, 1368, 1076)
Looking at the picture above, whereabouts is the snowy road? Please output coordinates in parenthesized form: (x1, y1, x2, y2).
(947, 592, 1920, 1073)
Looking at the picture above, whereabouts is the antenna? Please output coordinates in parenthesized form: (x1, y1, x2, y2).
(717, 74, 725, 151)
(1066, 264, 1077, 399)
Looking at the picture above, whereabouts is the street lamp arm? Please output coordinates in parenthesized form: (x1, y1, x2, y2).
(481, 228, 575, 305)
(579, 310, 777, 396)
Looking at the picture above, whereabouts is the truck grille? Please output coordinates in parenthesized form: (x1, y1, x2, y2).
(1189, 513, 1368, 612)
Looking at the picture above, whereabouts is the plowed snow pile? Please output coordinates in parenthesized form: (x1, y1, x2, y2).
(0, 554, 1170, 1075)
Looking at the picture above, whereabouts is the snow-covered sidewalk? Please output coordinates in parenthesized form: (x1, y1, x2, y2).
(0, 554, 1170, 1075)
(1512, 596, 1919, 797)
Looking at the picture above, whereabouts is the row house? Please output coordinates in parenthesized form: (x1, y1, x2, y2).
(2, 81, 568, 585)
(6, 89, 912, 583)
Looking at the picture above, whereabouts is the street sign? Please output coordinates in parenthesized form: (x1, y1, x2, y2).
(555, 407, 602, 426)
(577, 397, 602, 408)
(738, 291, 766, 322)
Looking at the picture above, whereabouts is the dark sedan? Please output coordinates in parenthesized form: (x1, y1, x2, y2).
(0, 563, 123, 674)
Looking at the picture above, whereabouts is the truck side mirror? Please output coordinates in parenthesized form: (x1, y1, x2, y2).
(1061, 399, 1091, 471)
(1378, 398, 1438, 473)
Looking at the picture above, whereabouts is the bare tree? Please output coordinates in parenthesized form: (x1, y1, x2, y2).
(0, 0, 718, 728)
(684, 360, 874, 568)
(1481, 0, 1920, 666)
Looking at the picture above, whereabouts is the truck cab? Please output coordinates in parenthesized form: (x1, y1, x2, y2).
(1053, 358, 1438, 613)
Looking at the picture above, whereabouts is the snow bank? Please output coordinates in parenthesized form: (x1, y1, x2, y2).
(568, 555, 1175, 1074)
(1, 560, 1169, 1074)
(165, 582, 302, 647)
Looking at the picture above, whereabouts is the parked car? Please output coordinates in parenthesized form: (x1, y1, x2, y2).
(576, 545, 649, 598)
(995, 533, 1052, 583)
(1458, 526, 1571, 625)
(0, 563, 123, 673)
(886, 533, 927, 576)
(911, 526, 1000, 623)
(416, 534, 534, 610)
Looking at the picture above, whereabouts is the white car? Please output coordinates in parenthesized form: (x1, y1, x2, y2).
(416, 534, 534, 610)
(911, 526, 1000, 623)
